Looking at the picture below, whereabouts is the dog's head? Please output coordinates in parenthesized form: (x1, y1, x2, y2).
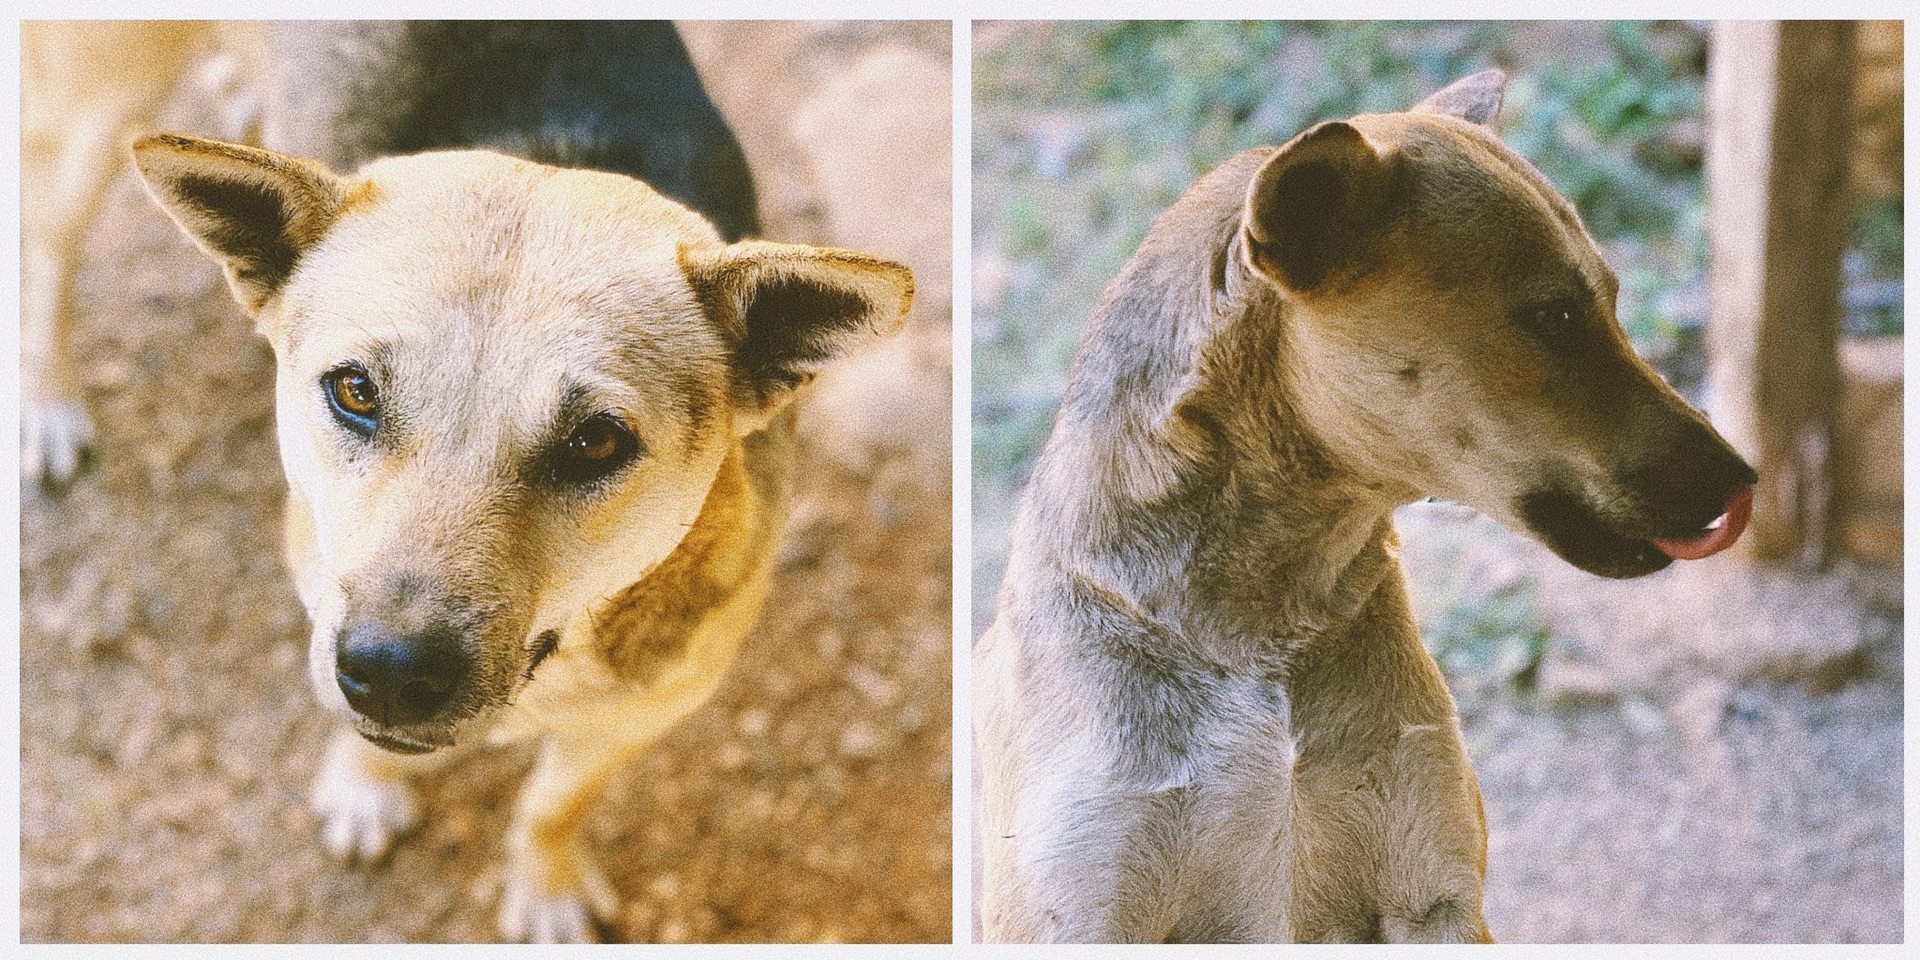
(1236, 71, 1755, 578)
(135, 135, 911, 752)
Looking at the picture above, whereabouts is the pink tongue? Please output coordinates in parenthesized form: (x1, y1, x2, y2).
(1652, 484, 1755, 561)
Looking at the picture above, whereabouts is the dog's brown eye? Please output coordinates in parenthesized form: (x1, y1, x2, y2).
(1514, 300, 1583, 355)
(322, 365, 380, 436)
(550, 413, 641, 486)
(569, 419, 620, 461)
(332, 373, 378, 415)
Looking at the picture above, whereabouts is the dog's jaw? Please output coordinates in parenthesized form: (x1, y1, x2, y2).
(1515, 484, 1676, 579)
(355, 728, 444, 755)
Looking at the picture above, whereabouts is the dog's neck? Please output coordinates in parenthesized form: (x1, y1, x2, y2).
(1011, 150, 1409, 674)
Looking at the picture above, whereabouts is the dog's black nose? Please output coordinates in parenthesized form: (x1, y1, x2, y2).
(335, 622, 469, 727)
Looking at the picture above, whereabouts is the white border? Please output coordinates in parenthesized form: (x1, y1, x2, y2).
(949, 15, 976, 949)
(6, 4, 1916, 955)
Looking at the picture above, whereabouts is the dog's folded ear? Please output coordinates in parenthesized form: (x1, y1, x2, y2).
(1241, 121, 1403, 295)
(1412, 68, 1507, 126)
(133, 133, 350, 312)
(682, 241, 914, 433)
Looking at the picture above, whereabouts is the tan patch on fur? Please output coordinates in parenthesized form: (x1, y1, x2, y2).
(591, 440, 767, 685)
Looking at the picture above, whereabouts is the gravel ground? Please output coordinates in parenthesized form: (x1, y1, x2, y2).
(20, 21, 953, 944)
(1400, 504, 1904, 943)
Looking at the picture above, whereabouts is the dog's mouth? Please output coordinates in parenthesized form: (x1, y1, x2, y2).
(1648, 483, 1754, 561)
(354, 724, 451, 755)
(1517, 481, 1756, 579)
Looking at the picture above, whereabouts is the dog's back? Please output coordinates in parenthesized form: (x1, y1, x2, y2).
(265, 21, 758, 241)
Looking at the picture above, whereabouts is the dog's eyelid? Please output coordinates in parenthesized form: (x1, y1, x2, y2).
(1508, 296, 1592, 356)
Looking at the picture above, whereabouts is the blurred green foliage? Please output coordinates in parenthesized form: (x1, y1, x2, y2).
(1423, 582, 1551, 703)
(1848, 196, 1905, 337)
(1853, 196, 1904, 272)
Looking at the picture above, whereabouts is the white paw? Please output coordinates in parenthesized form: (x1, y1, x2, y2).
(310, 736, 419, 863)
(21, 397, 94, 488)
(497, 853, 619, 943)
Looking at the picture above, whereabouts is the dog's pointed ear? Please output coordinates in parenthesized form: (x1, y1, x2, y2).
(1412, 69, 1506, 126)
(133, 133, 351, 312)
(682, 241, 914, 434)
(1241, 120, 1402, 295)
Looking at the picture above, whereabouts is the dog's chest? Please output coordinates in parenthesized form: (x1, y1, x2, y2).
(1156, 680, 1307, 939)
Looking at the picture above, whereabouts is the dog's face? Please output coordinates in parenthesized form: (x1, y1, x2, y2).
(135, 136, 911, 752)
(1240, 72, 1755, 578)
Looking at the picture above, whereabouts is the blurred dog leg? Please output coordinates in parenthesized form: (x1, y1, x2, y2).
(20, 21, 219, 487)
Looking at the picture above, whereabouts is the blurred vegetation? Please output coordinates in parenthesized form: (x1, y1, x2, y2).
(975, 19, 1902, 481)
(1846, 195, 1905, 337)
(1422, 579, 1551, 705)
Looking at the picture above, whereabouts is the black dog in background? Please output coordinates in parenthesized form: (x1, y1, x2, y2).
(266, 21, 759, 242)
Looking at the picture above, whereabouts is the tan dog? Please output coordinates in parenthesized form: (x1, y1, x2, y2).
(134, 135, 911, 941)
(975, 71, 1755, 942)
(21, 21, 262, 486)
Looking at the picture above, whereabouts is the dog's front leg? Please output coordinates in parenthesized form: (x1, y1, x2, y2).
(19, 112, 124, 488)
(496, 734, 636, 943)
(497, 668, 729, 943)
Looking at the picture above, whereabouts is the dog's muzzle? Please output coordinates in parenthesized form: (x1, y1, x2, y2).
(1516, 431, 1759, 579)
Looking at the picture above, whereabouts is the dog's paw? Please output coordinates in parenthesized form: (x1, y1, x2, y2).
(497, 852, 620, 943)
(21, 397, 94, 489)
(310, 736, 420, 863)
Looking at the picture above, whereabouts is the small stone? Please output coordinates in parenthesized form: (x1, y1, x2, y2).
(1540, 659, 1617, 709)
(646, 873, 682, 900)
(1671, 679, 1734, 743)
(846, 663, 899, 704)
(170, 730, 210, 767)
(838, 721, 881, 759)
(1620, 696, 1669, 735)
(735, 708, 772, 738)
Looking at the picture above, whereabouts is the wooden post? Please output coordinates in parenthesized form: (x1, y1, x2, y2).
(1704, 21, 1856, 566)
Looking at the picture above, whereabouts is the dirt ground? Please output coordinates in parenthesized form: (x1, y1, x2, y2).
(20, 22, 953, 943)
(1397, 506, 1902, 943)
